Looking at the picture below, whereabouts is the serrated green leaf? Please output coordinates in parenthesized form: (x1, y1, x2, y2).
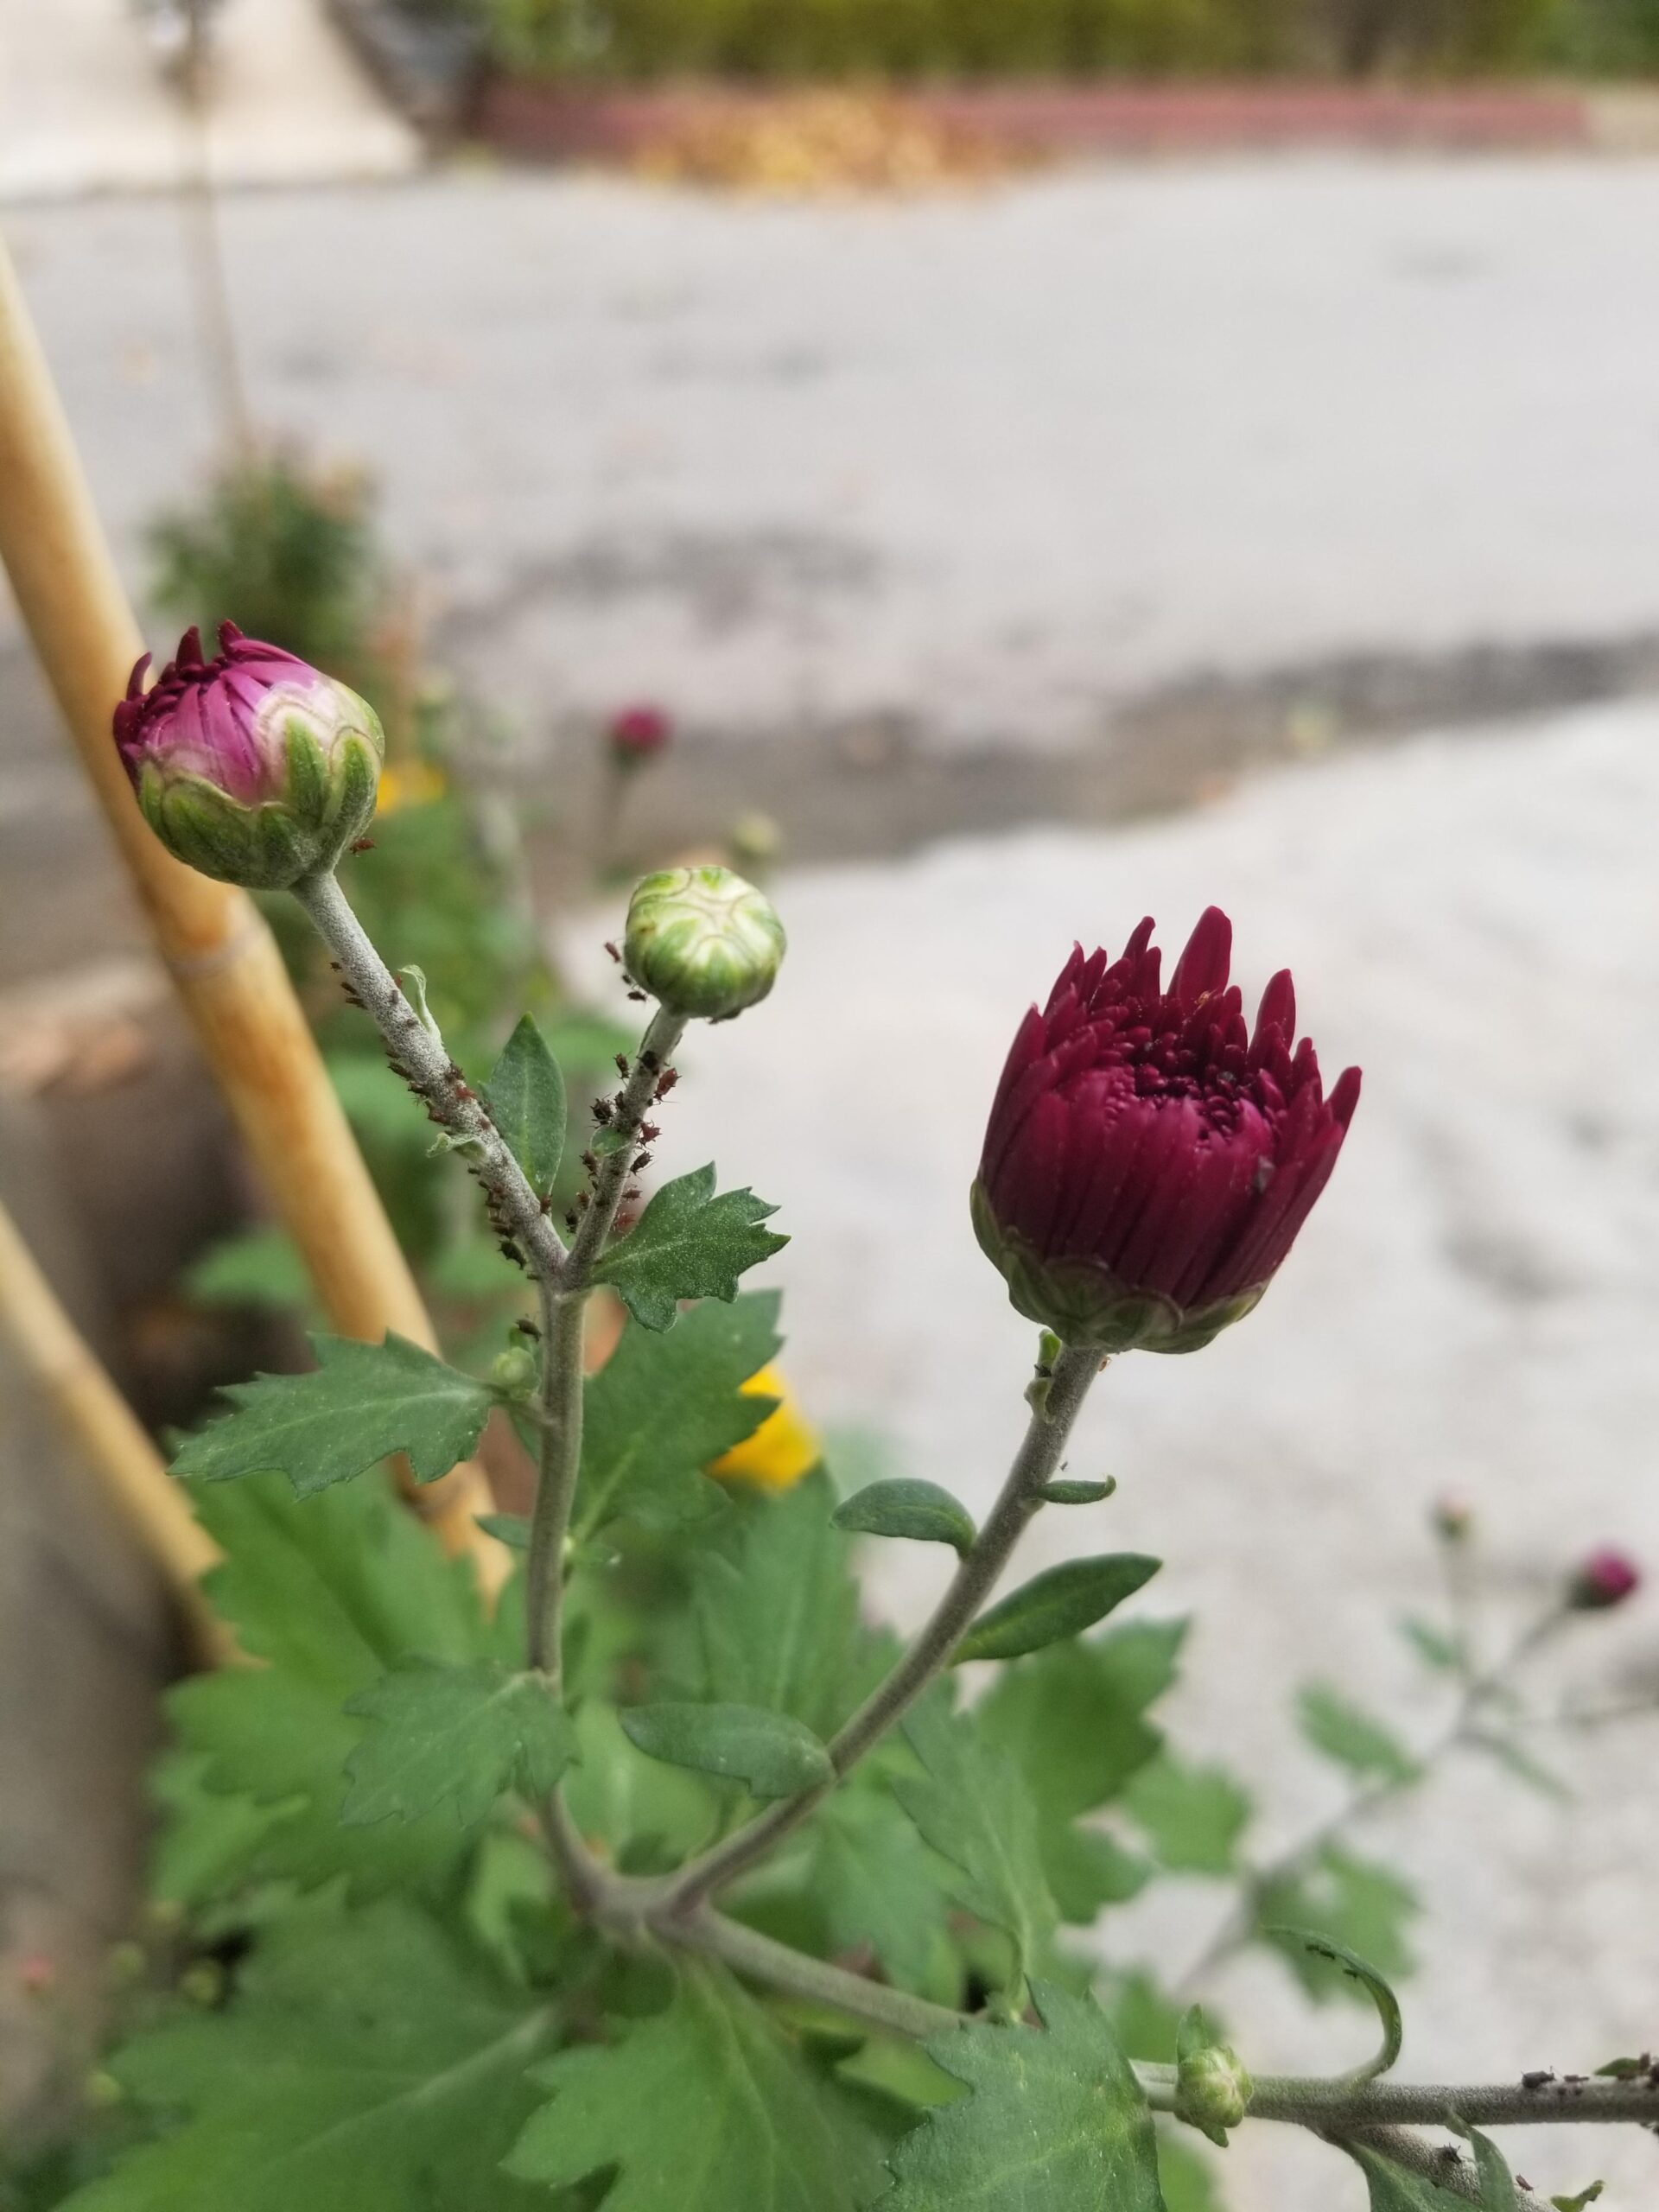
(594, 1163, 788, 1331)
(575, 1291, 782, 1538)
(620, 1700, 833, 1797)
(1263, 1929, 1402, 2077)
(881, 1982, 1166, 2212)
(506, 1963, 886, 2210)
(170, 1333, 493, 1497)
(164, 1473, 493, 1902)
(183, 1226, 315, 1314)
(482, 1014, 567, 1192)
(978, 1622, 1185, 1923)
(954, 1554, 1160, 1664)
(832, 1478, 976, 1554)
(1256, 1846, 1418, 2006)
(1298, 1683, 1419, 1786)
(894, 1694, 1056, 1981)
(1042, 1478, 1116, 1505)
(64, 1902, 556, 2211)
(812, 1782, 963, 1995)
(696, 1467, 893, 1738)
(342, 1659, 576, 1827)
(1126, 1753, 1252, 1876)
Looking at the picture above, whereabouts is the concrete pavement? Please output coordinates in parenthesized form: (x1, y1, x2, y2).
(0, 0, 418, 200)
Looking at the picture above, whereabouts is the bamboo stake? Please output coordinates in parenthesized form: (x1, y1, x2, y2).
(0, 1196, 229, 1665)
(0, 231, 498, 1582)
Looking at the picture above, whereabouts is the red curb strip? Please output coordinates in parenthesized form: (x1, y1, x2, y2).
(479, 78, 1596, 164)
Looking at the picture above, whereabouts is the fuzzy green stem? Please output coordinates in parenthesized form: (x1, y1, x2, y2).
(666, 1910, 970, 2044)
(524, 1282, 587, 1681)
(652, 1342, 1105, 1919)
(293, 869, 569, 1284)
(1249, 2071, 1659, 2131)
(568, 1003, 685, 1278)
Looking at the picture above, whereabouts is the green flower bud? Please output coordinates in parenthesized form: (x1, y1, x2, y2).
(1174, 2007, 1251, 2147)
(623, 864, 785, 1022)
(114, 623, 383, 890)
(490, 1344, 538, 1398)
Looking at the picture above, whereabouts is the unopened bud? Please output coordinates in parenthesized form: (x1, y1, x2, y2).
(1174, 2007, 1251, 2146)
(728, 809, 782, 875)
(1433, 1497, 1474, 1544)
(1568, 1548, 1640, 1611)
(607, 702, 671, 766)
(115, 622, 383, 889)
(623, 865, 785, 1022)
(490, 1344, 538, 1398)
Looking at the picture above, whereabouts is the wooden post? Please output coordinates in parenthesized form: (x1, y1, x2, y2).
(0, 232, 498, 1582)
(0, 1196, 229, 1664)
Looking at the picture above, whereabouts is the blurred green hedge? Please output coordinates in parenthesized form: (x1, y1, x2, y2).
(462, 0, 1659, 76)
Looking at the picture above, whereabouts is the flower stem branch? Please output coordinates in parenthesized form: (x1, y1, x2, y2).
(524, 1281, 587, 1681)
(651, 1342, 1106, 1918)
(664, 1909, 970, 2044)
(1248, 2071, 1659, 2132)
(568, 1005, 685, 1277)
(1181, 1605, 1569, 1988)
(293, 868, 569, 1285)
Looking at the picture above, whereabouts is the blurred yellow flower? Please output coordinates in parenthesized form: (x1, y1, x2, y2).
(376, 760, 448, 815)
(708, 1365, 818, 1491)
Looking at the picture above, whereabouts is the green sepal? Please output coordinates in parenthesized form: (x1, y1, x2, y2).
(970, 1180, 1263, 1353)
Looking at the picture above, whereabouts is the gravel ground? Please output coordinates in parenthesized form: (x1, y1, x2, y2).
(564, 698, 1659, 2210)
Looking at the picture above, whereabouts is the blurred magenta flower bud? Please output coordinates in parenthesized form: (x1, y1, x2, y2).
(114, 622, 383, 889)
(607, 702, 671, 766)
(1433, 1496, 1474, 1543)
(973, 908, 1360, 1352)
(16, 1954, 56, 1999)
(1568, 1548, 1640, 1611)
(624, 864, 785, 1021)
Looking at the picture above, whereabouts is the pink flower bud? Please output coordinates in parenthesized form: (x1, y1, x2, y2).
(607, 702, 671, 766)
(1568, 1548, 1640, 1611)
(114, 622, 383, 889)
(16, 1954, 55, 1998)
(973, 909, 1360, 1352)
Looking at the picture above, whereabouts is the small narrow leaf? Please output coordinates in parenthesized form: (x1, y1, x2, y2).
(1551, 2183, 1605, 2210)
(1466, 1730, 1572, 1802)
(620, 1700, 833, 1798)
(1398, 1615, 1462, 1673)
(832, 1479, 976, 1554)
(482, 1015, 567, 1193)
(954, 1554, 1160, 1664)
(1264, 1928, 1402, 2078)
(1298, 1683, 1419, 1786)
(170, 1333, 494, 1497)
(1256, 1846, 1419, 2004)
(476, 1512, 531, 1551)
(342, 1660, 577, 1827)
(594, 1164, 788, 1332)
(1469, 2130, 1519, 2211)
(1593, 2056, 1643, 2078)
(881, 1982, 1166, 2212)
(1042, 1478, 1116, 1505)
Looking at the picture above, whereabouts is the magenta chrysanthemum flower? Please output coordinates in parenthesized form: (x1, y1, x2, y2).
(972, 908, 1361, 1351)
(114, 622, 383, 889)
(607, 702, 671, 765)
(1569, 1548, 1640, 1611)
